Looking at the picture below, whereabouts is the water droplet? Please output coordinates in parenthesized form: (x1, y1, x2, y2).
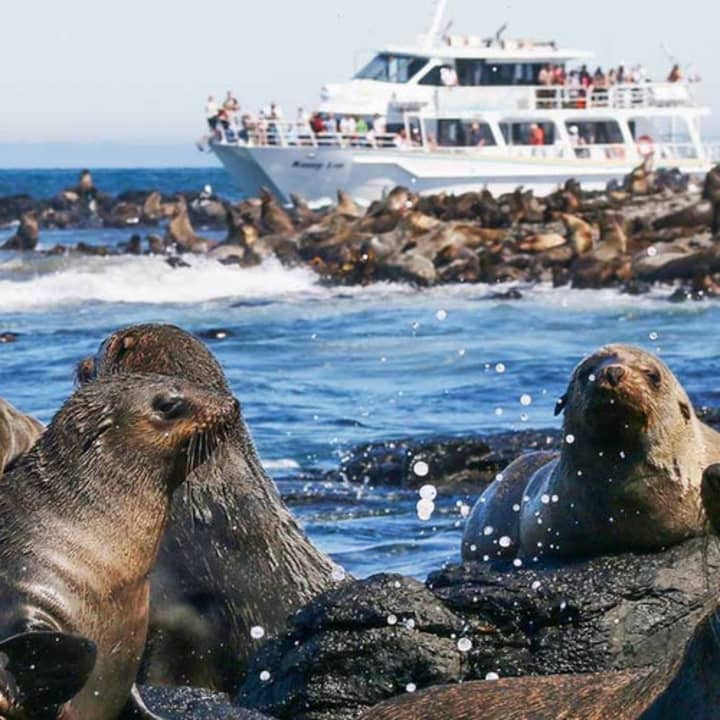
(485, 672, 500, 681)
(250, 626, 265, 640)
(436, 309, 448, 321)
(512, 503, 521, 512)
(331, 566, 347, 582)
(416, 499, 435, 521)
(459, 503, 471, 518)
(419, 484, 437, 501)
(551, 494, 559, 503)
(260, 670, 271, 682)
(520, 394, 532, 406)
(494, 407, 504, 416)
(499, 536, 512, 548)
(495, 363, 506, 374)
(413, 461, 430, 477)
(483, 525, 495, 536)
(457, 637, 472, 652)
(387, 614, 398, 626)
(406, 682, 417, 693)
(565, 434, 576, 445)
(649, 331, 658, 341)
(647, 246, 657, 257)
(513, 558, 523, 568)
(531, 580, 542, 591)
(540, 494, 550, 505)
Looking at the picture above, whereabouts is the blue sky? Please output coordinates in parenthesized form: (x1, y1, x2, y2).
(1, 0, 717, 165)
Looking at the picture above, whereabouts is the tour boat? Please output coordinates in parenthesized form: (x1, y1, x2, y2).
(208, 0, 719, 205)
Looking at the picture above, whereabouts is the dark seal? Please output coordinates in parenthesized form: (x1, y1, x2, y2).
(0, 373, 238, 719)
(78, 324, 340, 692)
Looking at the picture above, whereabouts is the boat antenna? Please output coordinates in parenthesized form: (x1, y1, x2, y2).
(495, 23, 508, 43)
(423, 0, 449, 48)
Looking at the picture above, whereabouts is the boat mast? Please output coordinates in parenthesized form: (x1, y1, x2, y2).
(422, 0, 448, 49)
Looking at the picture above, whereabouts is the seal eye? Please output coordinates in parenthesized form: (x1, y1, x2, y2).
(152, 394, 188, 421)
(645, 368, 662, 387)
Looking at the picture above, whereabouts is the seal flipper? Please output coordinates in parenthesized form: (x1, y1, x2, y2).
(0, 631, 96, 717)
(120, 684, 166, 720)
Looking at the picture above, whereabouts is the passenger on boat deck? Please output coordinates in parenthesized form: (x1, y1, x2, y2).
(469, 122, 486, 147)
(356, 116, 369, 134)
(616, 65, 627, 84)
(310, 113, 325, 134)
(552, 64, 566, 85)
(223, 91, 239, 112)
(593, 67, 608, 89)
(538, 64, 553, 86)
(269, 102, 283, 121)
(372, 113, 387, 136)
(295, 107, 310, 129)
(323, 114, 338, 133)
(340, 116, 357, 135)
(394, 128, 412, 149)
(568, 125, 582, 146)
(217, 107, 231, 135)
(632, 64, 647, 83)
(529, 123, 545, 146)
(440, 65, 458, 87)
(668, 64, 683, 82)
(205, 95, 219, 131)
(579, 65, 592, 87)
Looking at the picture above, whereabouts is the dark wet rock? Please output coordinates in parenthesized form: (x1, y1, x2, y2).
(141, 685, 273, 719)
(336, 430, 561, 492)
(0, 333, 18, 344)
(238, 574, 466, 720)
(239, 540, 720, 719)
(166, 256, 191, 269)
(0, 211, 39, 251)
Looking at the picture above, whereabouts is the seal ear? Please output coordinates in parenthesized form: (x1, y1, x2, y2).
(75, 356, 96, 386)
(0, 632, 96, 714)
(555, 393, 568, 417)
(679, 401, 692, 421)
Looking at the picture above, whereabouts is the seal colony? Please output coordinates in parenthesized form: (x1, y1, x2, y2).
(3, 164, 720, 299)
(463, 344, 720, 561)
(3, 326, 720, 718)
(77, 324, 340, 692)
(0, 373, 238, 719)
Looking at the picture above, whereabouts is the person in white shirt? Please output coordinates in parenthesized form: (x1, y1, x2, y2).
(205, 96, 219, 130)
(440, 65, 459, 87)
(372, 113, 387, 136)
(340, 116, 357, 135)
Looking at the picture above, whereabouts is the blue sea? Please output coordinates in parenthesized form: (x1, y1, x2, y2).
(1, 167, 719, 580)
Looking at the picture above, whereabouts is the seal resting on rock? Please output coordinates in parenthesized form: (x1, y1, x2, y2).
(0, 373, 238, 719)
(77, 324, 340, 692)
(0, 398, 43, 473)
(463, 344, 720, 561)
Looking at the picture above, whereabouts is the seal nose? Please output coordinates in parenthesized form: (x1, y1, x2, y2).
(601, 365, 625, 388)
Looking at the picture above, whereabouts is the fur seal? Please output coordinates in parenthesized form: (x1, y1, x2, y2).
(463, 345, 720, 561)
(0, 373, 238, 719)
(0, 398, 43, 473)
(77, 324, 339, 692)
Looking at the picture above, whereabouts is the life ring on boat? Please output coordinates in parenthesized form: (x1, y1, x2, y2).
(637, 135, 655, 157)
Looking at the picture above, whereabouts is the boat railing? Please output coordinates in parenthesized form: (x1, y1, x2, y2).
(214, 126, 709, 165)
(531, 82, 693, 111)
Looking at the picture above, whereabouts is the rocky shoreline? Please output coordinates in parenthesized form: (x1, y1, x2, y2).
(1, 164, 720, 299)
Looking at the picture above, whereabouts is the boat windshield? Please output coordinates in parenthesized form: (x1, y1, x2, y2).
(355, 54, 429, 83)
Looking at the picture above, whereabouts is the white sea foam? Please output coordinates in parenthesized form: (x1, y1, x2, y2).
(262, 458, 301, 471)
(0, 255, 322, 311)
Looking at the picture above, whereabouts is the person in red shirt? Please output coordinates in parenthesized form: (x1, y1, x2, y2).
(529, 123, 545, 146)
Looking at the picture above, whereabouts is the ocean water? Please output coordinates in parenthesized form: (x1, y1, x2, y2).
(1, 168, 719, 580)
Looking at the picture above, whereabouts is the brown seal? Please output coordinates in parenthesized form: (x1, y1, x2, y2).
(0, 373, 238, 719)
(463, 345, 720, 561)
(0, 398, 43, 473)
(77, 323, 339, 692)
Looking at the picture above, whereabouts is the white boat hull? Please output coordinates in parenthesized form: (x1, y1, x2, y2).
(212, 143, 711, 205)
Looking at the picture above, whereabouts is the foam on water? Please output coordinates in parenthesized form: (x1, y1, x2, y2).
(0, 255, 323, 311)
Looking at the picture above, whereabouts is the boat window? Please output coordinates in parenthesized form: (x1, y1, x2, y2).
(457, 61, 548, 86)
(500, 121, 556, 145)
(437, 119, 496, 147)
(419, 65, 444, 86)
(628, 116, 691, 143)
(355, 54, 429, 83)
(564, 120, 623, 145)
